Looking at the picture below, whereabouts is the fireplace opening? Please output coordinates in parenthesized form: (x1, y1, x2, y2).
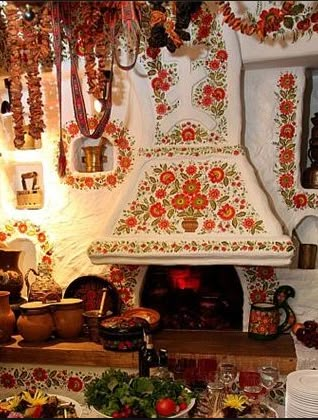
(141, 265, 243, 330)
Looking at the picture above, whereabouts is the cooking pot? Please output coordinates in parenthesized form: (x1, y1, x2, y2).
(17, 301, 54, 342)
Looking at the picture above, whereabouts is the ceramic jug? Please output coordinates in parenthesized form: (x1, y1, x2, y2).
(0, 248, 24, 301)
(0, 291, 16, 343)
(248, 285, 296, 340)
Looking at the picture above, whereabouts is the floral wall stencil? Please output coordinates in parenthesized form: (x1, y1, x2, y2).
(114, 159, 266, 235)
(0, 220, 54, 271)
(274, 71, 318, 210)
(60, 118, 136, 190)
(108, 265, 142, 309)
(191, 7, 228, 140)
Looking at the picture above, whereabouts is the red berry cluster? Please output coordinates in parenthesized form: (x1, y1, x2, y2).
(296, 320, 318, 348)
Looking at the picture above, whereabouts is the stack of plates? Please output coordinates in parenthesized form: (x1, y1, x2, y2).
(286, 370, 318, 417)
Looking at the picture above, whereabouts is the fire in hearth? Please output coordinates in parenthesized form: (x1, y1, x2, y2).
(141, 265, 243, 330)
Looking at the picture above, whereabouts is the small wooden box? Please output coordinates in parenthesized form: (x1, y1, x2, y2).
(16, 189, 43, 209)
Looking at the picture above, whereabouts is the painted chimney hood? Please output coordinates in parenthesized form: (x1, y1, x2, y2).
(87, 4, 294, 267)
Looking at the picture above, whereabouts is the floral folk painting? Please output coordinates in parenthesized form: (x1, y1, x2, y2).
(274, 71, 318, 210)
(114, 159, 266, 236)
(60, 118, 136, 191)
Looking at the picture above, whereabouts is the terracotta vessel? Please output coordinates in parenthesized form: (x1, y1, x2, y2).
(17, 301, 54, 342)
(53, 298, 84, 339)
(0, 291, 16, 343)
(0, 248, 24, 300)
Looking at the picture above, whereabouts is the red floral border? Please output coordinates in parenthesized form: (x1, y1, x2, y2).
(274, 72, 318, 210)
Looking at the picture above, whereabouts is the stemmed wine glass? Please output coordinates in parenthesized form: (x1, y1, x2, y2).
(218, 363, 238, 393)
(259, 366, 279, 405)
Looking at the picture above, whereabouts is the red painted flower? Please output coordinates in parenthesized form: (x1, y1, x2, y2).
(149, 202, 166, 218)
(155, 189, 166, 199)
(146, 47, 160, 59)
(279, 148, 294, 164)
(311, 12, 318, 23)
(280, 123, 295, 139)
(279, 173, 294, 189)
(256, 266, 274, 280)
(293, 193, 308, 208)
(119, 156, 131, 169)
(202, 96, 213, 106)
(279, 74, 295, 89)
(213, 88, 226, 101)
(160, 171, 175, 185)
(297, 18, 311, 31)
(117, 287, 131, 303)
(125, 216, 137, 228)
(181, 127, 196, 142)
(208, 59, 220, 71)
(42, 255, 52, 265)
(0, 231, 7, 241)
(171, 193, 190, 210)
(313, 23, 318, 32)
(110, 268, 124, 284)
(217, 204, 236, 221)
(156, 104, 168, 115)
(243, 218, 255, 230)
(257, 7, 284, 36)
(115, 137, 129, 149)
(66, 175, 75, 185)
(191, 194, 208, 210)
(186, 165, 197, 175)
(37, 232, 46, 243)
(209, 188, 221, 200)
(197, 25, 210, 40)
(0, 373, 16, 388)
(88, 117, 98, 129)
(33, 368, 48, 382)
(106, 174, 117, 186)
(105, 122, 117, 134)
(250, 289, 267, 303)
(279, 100, 294, 115)
(203, 219, 216, 231)
(85, 177, 94, 188)
(208, 167, 225, 183)
(151, 77, 163, 91)
(201, 13, 213, 26)
(67, 376, 83, 392)
(183, 179, 201, 195)
(161, 81, 170, 91)
(67, 122, 79, 136)
(216, 50, 228, 62)
(203, 84, 214, 96)
(158, 219, 170, 230)
(18, 223, 28, 233)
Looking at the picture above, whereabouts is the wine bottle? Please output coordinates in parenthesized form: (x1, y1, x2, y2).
(157, 348, 174, 379)
(138, 329, 148, 377)
(142, 335, 159, 377)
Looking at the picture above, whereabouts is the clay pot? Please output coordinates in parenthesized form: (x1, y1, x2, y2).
(53, 299, 84, 339)
(0, 291, 16, 343)
(17, 301, 54, 342)
(0, 248, 24, 300)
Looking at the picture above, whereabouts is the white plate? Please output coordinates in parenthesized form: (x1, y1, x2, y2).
(90, 397, 196, 418)
(3, 394, 82, 418)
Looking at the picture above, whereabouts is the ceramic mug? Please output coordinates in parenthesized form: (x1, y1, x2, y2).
(248, 302, 281, 340)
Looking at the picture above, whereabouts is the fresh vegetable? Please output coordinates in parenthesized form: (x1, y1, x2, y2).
(84, 368, 195, 418)
(155, 398, 176, 416)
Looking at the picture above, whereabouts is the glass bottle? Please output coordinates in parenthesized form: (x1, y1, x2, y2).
(138, 329, 148, 377)
(156, 348, 173, 379)
(143, 336, 159, 377)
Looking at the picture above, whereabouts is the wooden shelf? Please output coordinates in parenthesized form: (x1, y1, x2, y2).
(0, 331, 296, 375)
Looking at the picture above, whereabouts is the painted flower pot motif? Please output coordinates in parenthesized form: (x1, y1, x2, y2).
(181, 217, 199, 232)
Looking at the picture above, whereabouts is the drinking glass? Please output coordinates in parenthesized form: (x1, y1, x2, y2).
(259, 366, 279, 405)
(239, 371, 263, 402)
(218, 363, 237, 392)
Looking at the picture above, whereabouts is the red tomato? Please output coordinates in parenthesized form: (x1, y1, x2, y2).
(155, 398, 177, 417)
(179, 402, 188, 411)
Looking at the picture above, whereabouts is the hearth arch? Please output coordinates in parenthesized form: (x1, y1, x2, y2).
(105, 263, 280, 331)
